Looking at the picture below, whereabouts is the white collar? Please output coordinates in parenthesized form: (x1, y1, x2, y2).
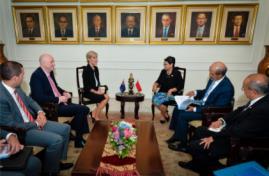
(214, 76, 225, 84)
(249, 95, 265, 107)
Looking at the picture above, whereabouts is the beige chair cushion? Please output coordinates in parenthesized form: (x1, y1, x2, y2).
(189, 120, 202, 128)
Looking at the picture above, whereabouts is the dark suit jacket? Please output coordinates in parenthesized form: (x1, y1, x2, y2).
(195, 76, 234, 112)
(0, 82, 41, 130)
(190, 25, 210, 38)
(156, 25, 175, 38)
(55, 28, 73, 37)
(22, 28, 41, 38)
(82, 64, 100, 92)
(30, 67, 65, 105)
(225, 25, 246, 38)
(0, 128, 8, 139)
(214, 95, 269, 139)
(88, 27, 106, 37)
(121, 27, 140, 38)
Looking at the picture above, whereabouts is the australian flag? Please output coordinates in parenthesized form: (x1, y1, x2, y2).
(119, 80, 126, 93)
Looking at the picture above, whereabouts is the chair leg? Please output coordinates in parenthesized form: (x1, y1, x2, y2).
(151, 104, 155, 120)
(105, 103, 109, 119)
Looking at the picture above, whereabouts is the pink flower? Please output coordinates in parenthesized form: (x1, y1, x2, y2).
(112, 126, 118, 132)
(114, 130, 120, 139)
(124, 128, 133, 138)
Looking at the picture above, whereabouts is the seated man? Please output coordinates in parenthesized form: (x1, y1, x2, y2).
(0, 128, 41, 176)
(30, 53, 90, 148)
(178, 73, 269, 175)
(0, 61, 73, 176)
(167, 62, 234, 151)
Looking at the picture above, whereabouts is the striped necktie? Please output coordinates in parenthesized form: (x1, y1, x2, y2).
(14, 90, 34, 122)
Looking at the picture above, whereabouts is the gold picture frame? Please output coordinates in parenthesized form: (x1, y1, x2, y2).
(47, 6, 79, 44)
(115, 6, 147, 44)
(81, 6, 112, 44)
(150, 6, 183, 44)
(184, 5, 220, 44)
(13, 6, 47, 44)
(218, 4, 258, 45)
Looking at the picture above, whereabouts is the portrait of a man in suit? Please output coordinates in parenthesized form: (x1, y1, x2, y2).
(21, 14, 41, 38)
(121, 14, 140, 38)
(88, 13, 107, 38)
(54, 14, 74, 38)
(190, 12, 212, 38)
(155, 13, 176, 38)
(225, 12, 249, 38)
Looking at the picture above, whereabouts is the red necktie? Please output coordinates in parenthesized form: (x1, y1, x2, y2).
(14, 90, 35, 122)
(234, 27, 240, 37)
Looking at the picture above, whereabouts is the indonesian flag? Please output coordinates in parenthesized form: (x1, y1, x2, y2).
(135, 80, 142, 92)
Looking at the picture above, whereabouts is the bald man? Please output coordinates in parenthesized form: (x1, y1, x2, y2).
(30, 54, 90, 148)
(0, 61, 72, 176)
(156, 13, 175, 38)
(179, 73, 269, 175)
(167, 62, 234, 151)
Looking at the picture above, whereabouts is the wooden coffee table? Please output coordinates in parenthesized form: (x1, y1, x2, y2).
(72, 120, 164, 176)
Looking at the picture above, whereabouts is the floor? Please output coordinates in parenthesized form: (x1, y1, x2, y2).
(58, 111, 199, 176)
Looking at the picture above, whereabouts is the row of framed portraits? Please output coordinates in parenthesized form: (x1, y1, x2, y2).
(12, 4, 258, 45)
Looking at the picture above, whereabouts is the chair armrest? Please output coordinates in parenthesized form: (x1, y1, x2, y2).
(41, 102, 59, 121)
(0, 126, 26, 144)
(99, 85, 108, 93)
(201, 106, 233, 126)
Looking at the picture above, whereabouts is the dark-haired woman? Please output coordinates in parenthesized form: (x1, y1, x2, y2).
(152, 56, 184, 123)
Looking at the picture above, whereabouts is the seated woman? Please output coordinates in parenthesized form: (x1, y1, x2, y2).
(152, 56, 184, 124)
(82, 50, 109, 121)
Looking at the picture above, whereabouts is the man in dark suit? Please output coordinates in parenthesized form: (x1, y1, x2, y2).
(88, 14, 107, 37)
(178, 74, 269, 175)
(0, 61, 73, 176)
(22, 15, 41, 38)
(156, 13, 175, 38)
(225, 14, 246, 38)
(0, 128, 41, 176)
(190, 12, 210, 38)
(55, 15, 73, 38)
(30, 53, 90, 148)
(167, 62, 234, 150)
(121, 15, 140, 38)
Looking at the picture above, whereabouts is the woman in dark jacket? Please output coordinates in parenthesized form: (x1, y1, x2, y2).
(82, 51, 109, 120)
(152, 56, 184, 123)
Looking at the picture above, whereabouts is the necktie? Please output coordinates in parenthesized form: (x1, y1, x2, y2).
(47, 75, 61, 97)
(202, 81, 215, 103)
(61, 30, 65, 37)
(14, 90, 34, 122)
(234, 27, 239, 37)
(128, 29, 132, 36)
(163, 27, 168, 37)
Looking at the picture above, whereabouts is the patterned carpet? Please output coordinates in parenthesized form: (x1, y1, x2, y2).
(58, 112, 199, 176)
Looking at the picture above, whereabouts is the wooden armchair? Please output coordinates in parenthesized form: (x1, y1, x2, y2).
(76, 66, 109, 118)
(151, 67, 186, 120)
(227, 136, 269, 166)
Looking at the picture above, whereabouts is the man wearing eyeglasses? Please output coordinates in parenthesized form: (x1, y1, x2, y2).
(55, 15, 73, 38)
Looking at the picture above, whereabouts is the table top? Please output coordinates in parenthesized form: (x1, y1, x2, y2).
(115, 92, 145, 102)
(72, 120, 164, 176)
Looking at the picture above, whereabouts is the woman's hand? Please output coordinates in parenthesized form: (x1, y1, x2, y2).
(152, 83, 159, 93)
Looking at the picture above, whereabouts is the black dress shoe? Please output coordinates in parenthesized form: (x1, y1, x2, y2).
(60, 162, 73, 170)
(165, 136, 178, 144)
(74, 138, 85, 148)
(168, 143, 188, 152)
(178, 161, 194, 170)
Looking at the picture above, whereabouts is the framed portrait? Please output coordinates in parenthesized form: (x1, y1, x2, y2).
(218, 4, 258, 44)
(150, 6, 182, 44)
(115, 6, 147, 44)
(47, 6, 79, 44)
(184, 5, 220, 44)
(12, 6, 47, 44)
(81, 6, 112, 44)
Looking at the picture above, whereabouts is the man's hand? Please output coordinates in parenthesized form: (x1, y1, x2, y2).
(186, 105, 195, 112)
(36, 112, 47, 128)
(209, 119, 222, 129)
(7, 135, 24, 155)
(63, 92, 71, 99)
(199, 136, 214, 149)
(186, 91, 195, 97)
(59, 96, 68, 103)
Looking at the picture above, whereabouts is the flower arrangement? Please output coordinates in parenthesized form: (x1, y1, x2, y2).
(109, 121, 137, 159)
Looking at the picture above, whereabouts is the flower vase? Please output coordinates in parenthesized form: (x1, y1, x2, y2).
(258, 45, 269, 77)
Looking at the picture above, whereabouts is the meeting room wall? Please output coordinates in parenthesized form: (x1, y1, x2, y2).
(0, 0, 268, 112)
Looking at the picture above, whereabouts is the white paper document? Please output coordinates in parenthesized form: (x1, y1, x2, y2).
(174, 96, 203, 110)
(0, 145, 10, 160)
